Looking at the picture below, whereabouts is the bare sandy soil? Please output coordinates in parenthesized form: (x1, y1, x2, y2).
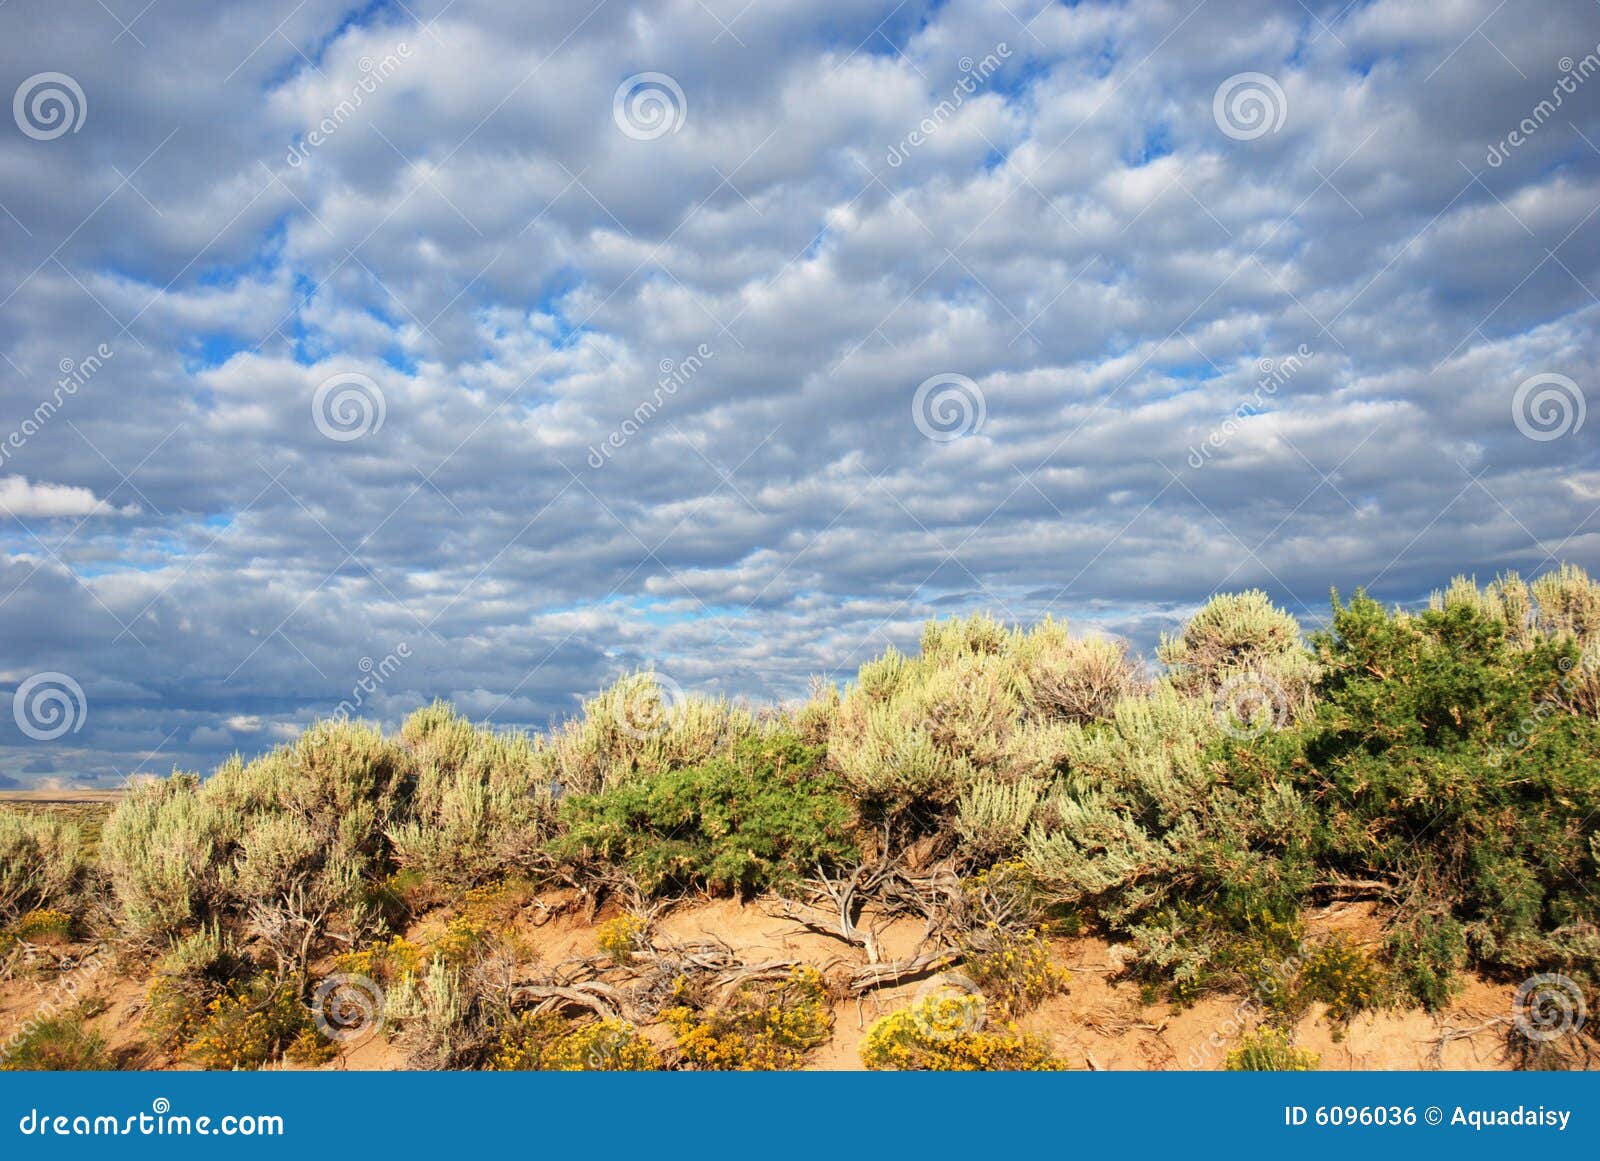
(4, 890, 1587, 1072)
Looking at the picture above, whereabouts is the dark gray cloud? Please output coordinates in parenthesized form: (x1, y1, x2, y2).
(1, 0, 1597, 784)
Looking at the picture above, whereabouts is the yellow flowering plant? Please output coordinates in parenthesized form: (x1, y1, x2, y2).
(492, 1012, 662, 1071)
(665, 965, 832, 1070)
(960, 925, 1068, 1017)
(1299, 936, 1387, 1029)
(332, 935, 422, 986)
(595, 914, 648, 965)
(284, 1026, 340, 1067)
(184, 979, 308, 1071)
(859, 996, 1063, 1071)
(1224, 1026, 1318, 1071)
(12, 907, 72, 942)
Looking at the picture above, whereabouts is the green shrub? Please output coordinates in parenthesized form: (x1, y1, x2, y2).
(0, 1010, 111, 1071)
(824, 615, 1132, 832)
(1022, 686, 1316, 993)
(104, 720, 411, 955)
(1224, 1026, 1317, 1071)
(1157, 589, 1318, 712)
(383, 955, 496, 1070)
(1013, 621, 1141, 723)
(1023, 571, 1600, 1003)
(1386, 914, 1467, 1012)
(547, 672, 761, 796)
(388, 703, 556, 886)
(955, 776, 1046, 863)
(101, 775, 227, 943)
(555, 733, 857, 895)
(1303, 592, 1600, 977)
(0, 812, 86, 925)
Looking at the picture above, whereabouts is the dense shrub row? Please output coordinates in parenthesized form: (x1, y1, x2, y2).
(1017, 574, 1600, 1006)
(3, 563, 1598, 1069)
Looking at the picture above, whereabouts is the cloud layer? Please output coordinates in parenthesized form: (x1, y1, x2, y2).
(2, 0, 1598, 785)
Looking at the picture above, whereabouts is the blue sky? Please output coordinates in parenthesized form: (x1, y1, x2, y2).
(1, 0, 1598, 786)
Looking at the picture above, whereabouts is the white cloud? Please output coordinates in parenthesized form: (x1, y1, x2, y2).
(0, 476, 139, 518)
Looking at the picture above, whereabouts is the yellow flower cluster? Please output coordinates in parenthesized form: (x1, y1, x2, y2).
(961, 925, 1068, 1016)
(491, 1012, 663, 1071)
(144, 976, 208, 1051)
(595, 914, 647, 965)
(546, 1020, 663, 1071)
(185, 993, 276, 1071)
(283, 1026, 339, 1067)
(458, 878, 537, 924)
(1301, 937, 1386, 1028)
(433, 916, 495, 966)
(665, 966, 832, 1070)
(1224, 1026, 1318, 1071)
(182, 982, 307, 1071)
(859, 996, 1064, 1071)
(425, 880, 533, 967)
(13, 907, 72, 941)
(333, 935, 421, 985)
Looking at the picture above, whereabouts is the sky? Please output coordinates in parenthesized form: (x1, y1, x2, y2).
(0, 0, 1597, 788)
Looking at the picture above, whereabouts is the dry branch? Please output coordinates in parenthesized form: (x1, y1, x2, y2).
(508, 981, 626, 1021)
(843, 948, 959, 994)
